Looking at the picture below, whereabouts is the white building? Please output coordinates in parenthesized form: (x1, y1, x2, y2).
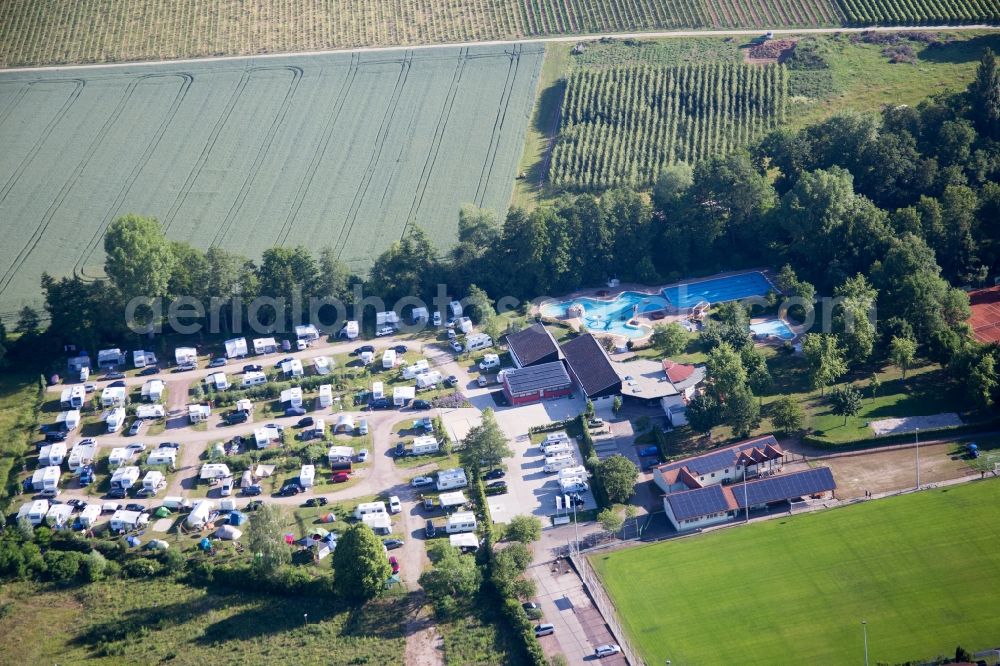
(207, 372, 230, 391)
(38, 442, 66, 466)
(107, 447, 134, 469)
(393, 386, 416, 407)
(253, 337, 278, 355)
(446, 511, 477, 534)
(382, 349, 397, 369)
(147, 447, 178, 467)
(281, 358, 304, 378)
(133, 350, 157, 368)
(313, 356, 332, 375)
(106, 407, 127, 433)
(299, 464, 315, 488)
(110, 466, 140, 489)
(317, 384, 333, 408)
(280, 387, 303, 408)
(402, 359, 430, 379)
(97, 348, 126, 368)
(225, 337, 249, 359)
(188, 404, 211, 423)
(295, 324, 320, 342)
(141, 379, 165, 402)
(175, 347, 198, 365)
(101, 386, 127, 407)
(436, 468, 468, 491)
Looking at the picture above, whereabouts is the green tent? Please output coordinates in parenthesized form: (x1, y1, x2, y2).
(154, 507, 172, 518)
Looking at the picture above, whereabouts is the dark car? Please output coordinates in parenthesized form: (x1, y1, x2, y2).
(482, 468, 505, 481)
(303, 497, 328, 508)
(643, 459, 661, 471)
(109, 380, 127, 388)
(393, 344, 408, 354)
(107, 487, 127, 499)
(296, 417, 315, 428)
(411, 399, 432, 411)
(245, 500, 264, 511)
(637, 445, 659, 457)
(243, 364, 263, 373)
(138, 366, 159, 376)
(45, 430, 68, 442)
(486, 480, 507, 494)
(567, 493, 585, 507)
(425, 520, 436, 538)
(522, 602, 540, 612)
(352, 345, 375, 356)
(208, 357, 227, 368)
(278, 483, 304, 497)
(394, 442, 406, 457)
(159, 441, 181, 449)
(383, 538, 404, 550)
(368, 398, 391, 410)
(227, 410, 249, 425)
(444, 375, 458, 388)
(242, 485, 262, 497)
(125, 503, 145, 512)
(105, 371, 125, 380)
(285, 406, 306, 417)
(275, 357, 293, 367)
(67, 499, 87, 511)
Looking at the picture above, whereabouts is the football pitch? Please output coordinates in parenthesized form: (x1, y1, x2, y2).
(592, 480, 1000, 665)
(0, 44, 542, 320)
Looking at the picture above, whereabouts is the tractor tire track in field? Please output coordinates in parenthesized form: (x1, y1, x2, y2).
(210, 65, 303, 248)
(74, 73, 194, 280)
(0, 77, 152, 299)
(162, 67, 253, 233)
(473, 44, 521, 207)
(0, 82, 31, 127)
(0, 79, 84, 206)
(274, 53, 360, 248)
(332, 50, 412, 260)
(401, 48, 468, 238)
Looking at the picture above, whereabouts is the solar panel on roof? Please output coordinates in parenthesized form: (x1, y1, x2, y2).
(735, 468, 835, 507)
(667, 485, 730, 521)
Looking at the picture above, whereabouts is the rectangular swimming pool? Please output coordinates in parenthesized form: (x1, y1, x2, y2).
(662, 272, 773, 309)
(750, 319, 795, 340)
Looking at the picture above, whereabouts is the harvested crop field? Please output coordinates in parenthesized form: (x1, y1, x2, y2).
(0, 45, 543, 319)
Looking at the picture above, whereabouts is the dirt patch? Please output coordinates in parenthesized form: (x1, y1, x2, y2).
(869, 413, 963, 437)
(814, 443, 974, 499)
(744, 39, 796, 64)
(404, 596, 444, 666)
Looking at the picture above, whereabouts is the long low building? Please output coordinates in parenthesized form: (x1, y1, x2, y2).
(664, 467, 836, 531)
(502, 361, 573, 406)
(653, 435, 785, 494)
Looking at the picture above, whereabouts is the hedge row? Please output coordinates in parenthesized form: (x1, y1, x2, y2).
(577, 415, 611, 509)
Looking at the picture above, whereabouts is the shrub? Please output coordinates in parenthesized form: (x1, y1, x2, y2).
(122, 557, 163, 578)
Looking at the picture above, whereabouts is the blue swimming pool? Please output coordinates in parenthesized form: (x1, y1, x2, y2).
(750, 319, 795, 340)
(662, 272, 774, 308)
(540, 291, 665, 338)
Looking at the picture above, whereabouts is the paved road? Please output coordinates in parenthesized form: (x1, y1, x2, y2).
(4, 25, 996, 74)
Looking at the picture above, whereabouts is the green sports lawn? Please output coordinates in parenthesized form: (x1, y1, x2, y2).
(592, 480, 1000, 665)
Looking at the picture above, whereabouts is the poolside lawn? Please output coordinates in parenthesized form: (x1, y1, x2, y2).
(592, 480, 1000, 666)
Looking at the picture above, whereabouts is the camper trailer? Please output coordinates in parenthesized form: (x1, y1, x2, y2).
(38, 442, 66, 466)
(110, 466, 140, 490)
(142, 471, 166, 493)
(110, 510, 148, 532)
(409, 435, 440, 456)
(108, 447, 134, 469)
(61, 385, 86, 409)
(353, 501, 387, 520)
(436, 468, 468, 491)
(300, 465, 316, 488)
(25, 499, 50, 526)
(402, 359, 430, 379)
(225, 337, 249, 359)
(56, 410, 81, 431)
(106, 407, 127, 433)
(448, 301, 463, 318)
(445, 511, 477, 534)
(341, 321, 359, 339)
(133, 350, 157, 368)
(207, 372, 230, 391)
(314, 356, 332, 375)
(557, 466, 589, 480)
(317, 384, 333, 408)
(241, 371, 267, 387)
(382, 349, 397, 369)
(540, 441, 572, 457)
(45, 503, 74, 528)
(68, 440, 97, 472)
(141, 379, 165, 402)
(327, 445, 354, 463)
(393, 386, 416, 407)
(147, 447, 178, 467)
(371, 381, 384, 400)
(280, 387, 303, 408)
(416, 371, 442, 390)
(38, 466, 61, 496)
(543, 455, 578, 473)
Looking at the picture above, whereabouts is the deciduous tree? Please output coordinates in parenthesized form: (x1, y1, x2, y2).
(332, 524, 392, 603)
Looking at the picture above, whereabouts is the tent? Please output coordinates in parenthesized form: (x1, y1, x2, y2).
(320, 513, 337, 523)
(154, 506, 172, 518)
(228, 511, 248, 526)
(126, 535, 141, 548)
(215, 525, 242, 540)
(309, 527, 330, 541)
(147, 539, 170, 551)
(199, 537, 212, 551)
(284, 533, 295, 545)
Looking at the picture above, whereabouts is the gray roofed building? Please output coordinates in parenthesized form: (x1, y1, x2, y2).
(561, 333, 620, 400)
(506, 324, 561, 368)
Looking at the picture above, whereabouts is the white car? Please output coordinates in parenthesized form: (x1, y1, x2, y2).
(376, 326, 394, 337)
(389, 495, 401, 514)
(411, 476, 434, 488)
(534, 624, 555, 637)
(450, 341, 463, 353)
(594, 644, 622, 658)
(357, 448, 369, 463)
(432, 312, 442, 326)
(125, 442, 147, 452)
(479, 354, 500, 371)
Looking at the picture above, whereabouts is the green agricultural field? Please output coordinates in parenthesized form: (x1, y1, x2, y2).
(592, 480, 1000, 665)
(0, 45, 542, 320)
(3, 0, 998, 69)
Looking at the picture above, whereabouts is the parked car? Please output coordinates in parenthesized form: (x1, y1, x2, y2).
(105, 371, 125, 380)
(285, 407, 306, 417)
(444, 375, 458, 387)
(357, 449, 369, 463)
(45, 430, 67, 442)
(291, 416, 313, 429)
(393, 344, 408, 354)
(477, 375, 488, 387)
(83, 383, 96, 393)
(139, 366, 159, 376)
(534, 624, 555, 637)
(242, 485, 262, 497)
(278, 483, 304, 497)
(588, 417, 604, 428)
(383, 538, 404, 550)
(566, 494, 586, 507)
(275, 357, 293, 367)
(352, 345, 375, 356)
(125, 503, 145, 512)
(125, 442, 147, 452)
(522, 602, 540, 612)
(637, 445, 659, 457)
(357, 418, 369, 435)
(643, 459, 661, 471)
(375, 326, 394, 337)
(127, 420, 144, 436)
(432, 312, 442, 326)
(227, 410, 249, 425)
(594, 645, 622, 658)
(109, 380, 127, 388)
(159, 442, 181, 449)
(331, 472, 350, 483)
(486, 480, 507, 494)
(394, 442, 407, 457)
(368, 398, 391, 410)
(243, 364, 263, 373)
(245, 500, 264, 511)
(389, 556, 400, 574)
(67, 499, 87, 511)
(208, 357, 227, 368)
(450, 341, 463, 353)
(388, 496, 401, 513)
(425, 520, 436, 538)
(411, 476, 433, 488)
(482, 468, 505, 481)
(303, 497, 328, 508)
(411, 399, 431, 411)
(107, 487, 127, 500)
(175, 362, 197, 372)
